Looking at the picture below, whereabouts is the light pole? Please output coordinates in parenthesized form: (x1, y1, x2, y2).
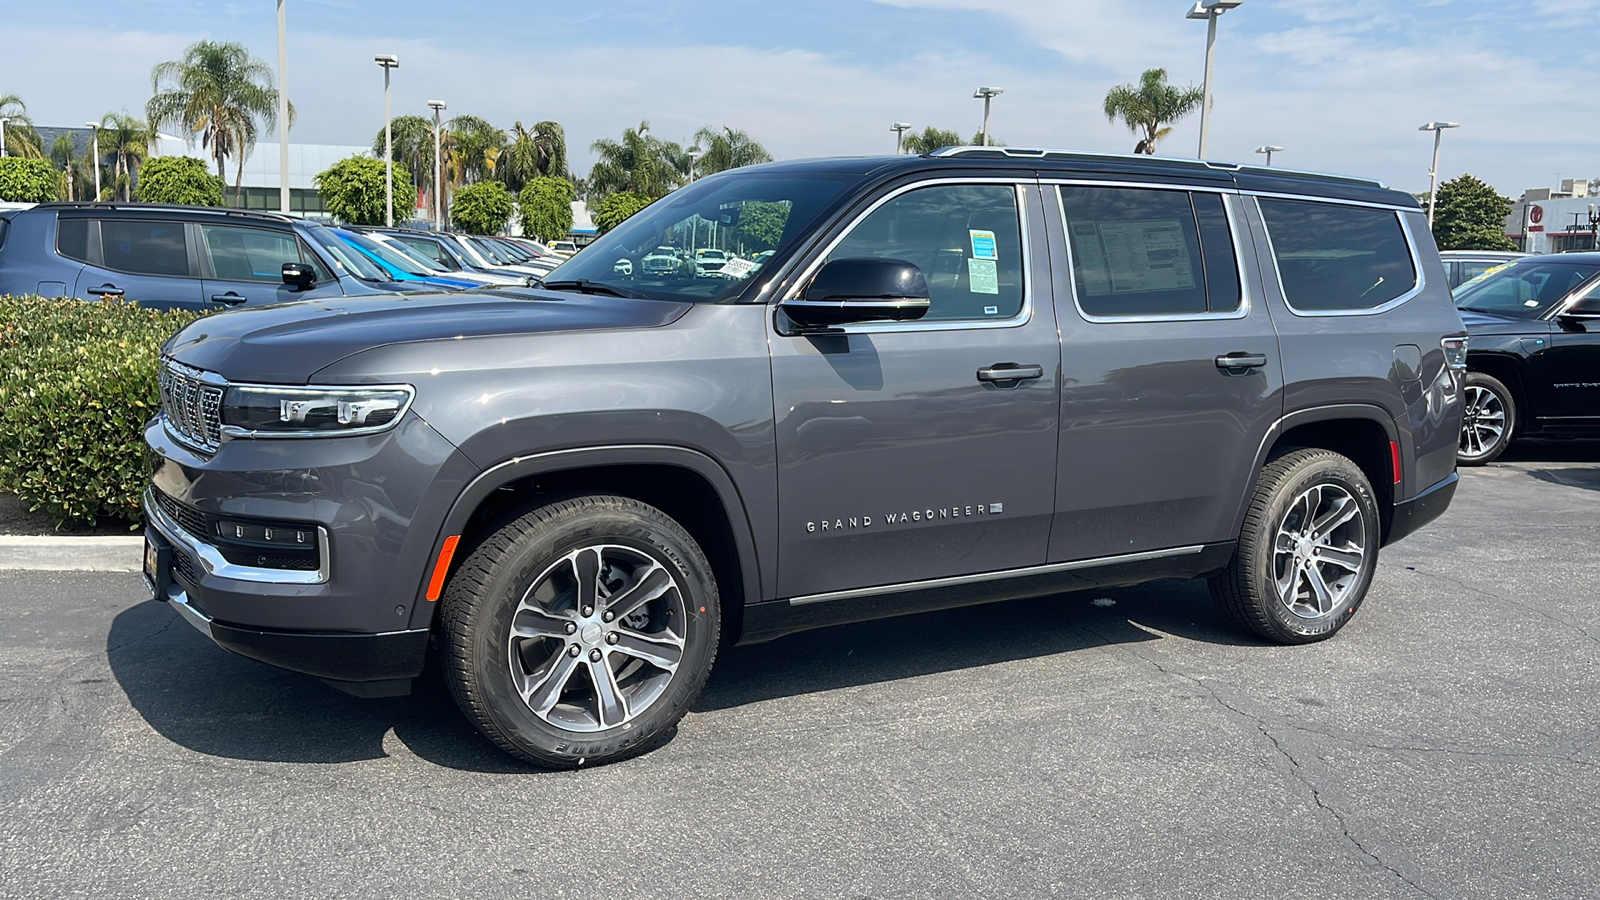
(85, 122, 101, 200)
(1254, 145, 1283, 166)
(890, 122, 911, 154)
(0, 118, 8, 157)
(277, 0, 290, 214)
(375, 54, 400, 227)
(1419, 121, 1459, 228)
(973, 88, 1003, 147)
(427, 101, 445, 229)
(1187, 0, 1243, 159)
(1589, 203, 1600, 251)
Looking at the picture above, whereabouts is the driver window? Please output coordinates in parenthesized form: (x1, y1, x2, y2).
(826, 183, 1025, 321)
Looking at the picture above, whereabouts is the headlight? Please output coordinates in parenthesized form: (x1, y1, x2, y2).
(221, 384, 415, 438)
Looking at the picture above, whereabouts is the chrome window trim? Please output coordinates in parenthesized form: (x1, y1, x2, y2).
(1245, 189, 1421, 214)
(1055, 183, 1253, 324)
(1040, 177, 1235, 194)
(1252, 196, 1427, 318)
(776, 177, 1036, 334)
(787, 544, 1205, 606)
(145, 487, 331, 585)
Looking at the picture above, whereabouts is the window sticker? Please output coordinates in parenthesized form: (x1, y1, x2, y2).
(719, 257, 757, 278)
(968, 257, 1000, 294)
(1096, 219, 1196, 294)
(969, 229, 997, 260)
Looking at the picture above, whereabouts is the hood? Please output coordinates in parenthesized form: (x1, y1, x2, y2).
(1456, 307, 1544, 335)
(163, 288, 693, 383)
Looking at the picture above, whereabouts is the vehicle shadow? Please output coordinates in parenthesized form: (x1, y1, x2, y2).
(1497, 438, 1600, 492)
(108, 579, 1251, 769)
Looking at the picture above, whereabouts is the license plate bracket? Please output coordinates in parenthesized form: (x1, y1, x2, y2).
(144, 530, 172, 601)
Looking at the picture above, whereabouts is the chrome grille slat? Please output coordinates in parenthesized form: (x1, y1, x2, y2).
(159, 359, 225, 453)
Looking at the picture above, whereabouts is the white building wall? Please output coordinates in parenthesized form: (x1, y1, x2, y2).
(151, 137, 371, 190)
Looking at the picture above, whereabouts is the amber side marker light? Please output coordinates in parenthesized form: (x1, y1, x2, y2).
(426, 535, 461, 601)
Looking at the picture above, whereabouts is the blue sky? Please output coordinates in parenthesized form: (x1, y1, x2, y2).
(7, 0, 1600, 196)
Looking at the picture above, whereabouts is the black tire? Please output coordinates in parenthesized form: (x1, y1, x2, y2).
(1209, 449, 1381, 644)
(439, 493, 719, 768)
(1458, 372, 1515, 465)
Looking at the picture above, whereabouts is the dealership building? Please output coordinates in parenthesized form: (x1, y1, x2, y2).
(1505, 179, 1600, 254)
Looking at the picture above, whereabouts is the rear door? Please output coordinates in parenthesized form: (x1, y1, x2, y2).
(1043, 181, 1284, 562)
(197, 222, 342, 307)
(71, 216, 206, 310)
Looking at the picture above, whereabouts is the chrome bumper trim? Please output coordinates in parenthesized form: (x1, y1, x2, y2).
(144, 488, 331, 585)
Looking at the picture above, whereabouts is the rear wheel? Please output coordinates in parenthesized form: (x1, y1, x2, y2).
(1458, 372, 1515, 465)
(439, 494, 719, 768)
(1210, 449, 1380, 644)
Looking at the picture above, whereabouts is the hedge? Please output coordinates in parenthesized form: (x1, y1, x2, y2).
(0, 157, 59, 203)
(0, 296, 202, 528)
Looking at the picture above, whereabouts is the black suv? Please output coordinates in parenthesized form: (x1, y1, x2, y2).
(0, 203, 405, 309)
(1454, 252, 1600, 462)
(142, 148, 1466, 767)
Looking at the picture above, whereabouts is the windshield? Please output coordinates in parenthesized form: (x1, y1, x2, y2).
(472, 236, 521, 264)
(336, 228, 434, 277)
(545, 172, 859, 302)
(1454, 259, 1600, 318)
(367, 233, 448, 274)
(305, 225, 393, 282)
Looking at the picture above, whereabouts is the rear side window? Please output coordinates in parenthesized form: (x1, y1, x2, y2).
(1258, 199, 1417, 312)
(396, 236, 458, 270)
(100, 220, 190, 277)
(56, 218, 89, 262)
(1060, 186, 1241, 317)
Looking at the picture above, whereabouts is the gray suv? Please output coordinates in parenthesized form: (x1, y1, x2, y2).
(142, 148, 1466, 768)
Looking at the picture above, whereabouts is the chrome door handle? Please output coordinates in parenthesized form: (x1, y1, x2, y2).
(1215, 352, 1268, 371)
(977, 363, 1044, 383)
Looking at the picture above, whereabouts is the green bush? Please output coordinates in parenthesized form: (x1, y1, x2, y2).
(0, 296, 202, 528)
(316, 156, 416, 226)
(517, 177, 576, 242)
(0, 157, 60, 202)
(592, 191, 652, 234)
(451, 180, 515, 235)
(134, 156, 225, 206)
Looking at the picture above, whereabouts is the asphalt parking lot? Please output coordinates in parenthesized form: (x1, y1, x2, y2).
(2, 443, 1598, 899)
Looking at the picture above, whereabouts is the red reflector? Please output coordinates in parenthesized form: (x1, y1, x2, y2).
(1390, 441, 1402, 484)
(426, 535, 461, 602)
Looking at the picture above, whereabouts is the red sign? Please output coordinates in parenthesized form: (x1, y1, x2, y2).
(1530, 205, 1544, 224)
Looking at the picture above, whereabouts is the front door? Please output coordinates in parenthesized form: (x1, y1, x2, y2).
(770, 180, 1060, 600)
(197, 223, 342, 308)
(1538, 279, 1600, 422)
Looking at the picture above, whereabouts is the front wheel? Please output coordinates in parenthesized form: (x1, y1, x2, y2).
(439, 494, 720, 768)
(1209, 449, 1381, 644)
(1458, 372, 1515, 465)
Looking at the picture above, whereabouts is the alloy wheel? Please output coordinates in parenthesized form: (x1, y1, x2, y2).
(1459, 384, 1507, 461)
(1272, 483, 1369, 619)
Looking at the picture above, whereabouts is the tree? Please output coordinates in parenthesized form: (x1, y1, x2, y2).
(968, 131, 1004, 148)
(517, 176, 576, 242)
(134, 156, 225, 206)
(0, 157, 59, 202)
(1103, 68, 1203, 155)
(899, 127, 964, 155)
(97, 112, 153, 201)
(589, 121, 683, 200)
(446, 115, 506, 186)
(146, 41, 293, 200)
(733, 201, 790, 252)
(691, 126, 772, 177)
(591, 191, 652, 233)
(315, 156, 416, 226)
(451, 180, 515, 235)
(0, 94, 43, 159)
(50, 134, 92, 202)
(502, 120, 569, 192)
(1432, 174, 1517, 251)
(372, 114, 436, 198)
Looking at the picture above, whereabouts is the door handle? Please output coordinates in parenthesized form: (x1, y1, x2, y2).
(1215, 352, 1268, 371)
(209, 292, 247, 306)
(977, 363, 1045, 383)
(86, 284, 124, 297)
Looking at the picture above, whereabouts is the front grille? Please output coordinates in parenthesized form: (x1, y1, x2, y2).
(154, 489, 207, 537)
(158, 360, 225, 452)
(171, 546, 199, 586)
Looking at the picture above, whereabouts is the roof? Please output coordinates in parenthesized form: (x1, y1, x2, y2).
(30, 201, 301, 225)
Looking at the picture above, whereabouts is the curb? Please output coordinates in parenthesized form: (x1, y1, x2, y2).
(0, 536, 144, 572)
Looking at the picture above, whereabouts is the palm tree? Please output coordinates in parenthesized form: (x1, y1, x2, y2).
(589, 121, 683, 200)
(373, 114, 436, 196)
(0, 93, 44, 158)
(98, 112, 154, 201)
(899, 127, 964, 156)
(1103, 68, 1203, 155)
(445, 115, 506, 185)
(691, 126, 771, 177)
(50, 134, 92, 201)
(146, 41, 293, 200)
(501, 120, 571, 192)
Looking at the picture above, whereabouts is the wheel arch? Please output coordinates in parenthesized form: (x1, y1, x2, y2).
(1464, 352, 1528, 436)
(1236, 405, 1400, 544)
(411, 445, 762, 644)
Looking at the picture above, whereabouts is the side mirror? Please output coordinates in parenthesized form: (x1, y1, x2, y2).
(781, 258, 931, 331)
(282, 262, 316, 291)
(1558, 294, 1600, 320)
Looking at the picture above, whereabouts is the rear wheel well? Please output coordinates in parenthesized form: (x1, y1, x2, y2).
(1266, 419, 1395, 539)
(455, 465, 746, 644)
(1466, 355, 1528, 436)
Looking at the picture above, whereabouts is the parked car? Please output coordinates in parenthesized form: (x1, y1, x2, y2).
(362, 231, 517, 288)
(480, 236, 560, 276)
(1440, 249, 1526, 291)
(329, 228, 479, 290)
(548, 240, 578, 257)
(352, 228, 528, 286)
(694, 248, 730, 276)
(0, 202, 399, 309)
(640, 245, 681, 276)
(442, 232, 552, 279)
(143, 148, 1463, 769)
(502, 236, 563, 260)
(1453, 252, 1600, 463)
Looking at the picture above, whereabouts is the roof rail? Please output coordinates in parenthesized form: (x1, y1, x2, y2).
(29, 201, 299, 223)
(925, 146, 1387, 189)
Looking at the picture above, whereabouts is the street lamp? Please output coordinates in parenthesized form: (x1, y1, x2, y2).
(428, 100, 445, 229)
(1187, 0, 1244, 159)
(85, 122, 101, 200)
(1589, 203, 1600, 251)
(374, 54, 400, 227)
(973, 88, 1003, 147)
(890, 122, 911, 154)
(1419, 121, 1459, 228)
(277, 0, 290, 215)
(1254, 145, 1283, 166)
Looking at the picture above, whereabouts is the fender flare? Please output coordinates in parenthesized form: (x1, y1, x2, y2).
(1231, 403, 1403, 537)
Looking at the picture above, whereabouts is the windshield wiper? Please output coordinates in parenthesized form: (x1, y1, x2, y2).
(539, 279, 648, 299)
